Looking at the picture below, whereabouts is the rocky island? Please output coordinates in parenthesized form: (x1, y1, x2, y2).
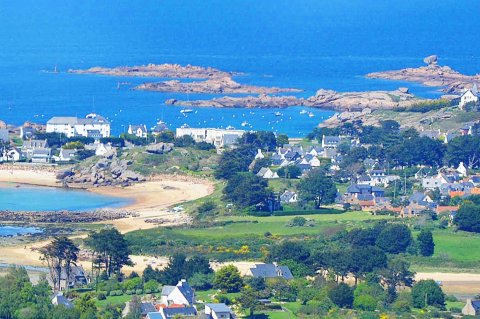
(367, 55, 480, 94)
(166, 87, 423, 111)
(135, 76, 301, 94)
(69, 63, 238, 79)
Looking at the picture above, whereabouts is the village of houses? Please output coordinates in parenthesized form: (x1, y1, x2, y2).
(1, 101, 480, 221)
(51, 261, 293, 319)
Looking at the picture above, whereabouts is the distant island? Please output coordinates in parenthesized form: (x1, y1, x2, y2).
(166, 87, 422, 111)
(69, 63, 237, 79)
(134, 77, 302, 94)
(367, 55, 480, 94)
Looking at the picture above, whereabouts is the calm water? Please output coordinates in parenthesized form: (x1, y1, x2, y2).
(0, 184, 130, 212)
(0, 225, 41, 237)
(0, 0, 479, 136)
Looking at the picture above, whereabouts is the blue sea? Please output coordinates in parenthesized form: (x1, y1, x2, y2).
(0, 184, 130, 212)
(1, 0, 480, 137)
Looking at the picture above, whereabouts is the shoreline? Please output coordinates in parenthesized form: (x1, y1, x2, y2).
(0, 166, 214, 268)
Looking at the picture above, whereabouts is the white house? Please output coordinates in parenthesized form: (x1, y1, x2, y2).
(175, 127, 245, 148)
(280, 190, 298, 203)
(95, 143, 115, 157)
(205, 304, 233, 319)
(58, 149, 77, 162)
(128, 124, 148, 138)
(46, 113, 110, 138)
(459, 84, 479, 110)
(255, 149, 265, 160)
(308, 156, 321, 167)
(160, 279, 195, 306)
(1, 147, 22, 162)
(457, 161, 468, 177)
(256, 167, 279, 179)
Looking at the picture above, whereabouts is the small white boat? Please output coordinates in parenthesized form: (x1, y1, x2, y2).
(180, 108, 194, 114)
(308, 112, 315, 117)
(241, 121, 249, 127)
(274, 111, 283, 116)
(300, 109, 308, 115)
(226, 125, 235, 130)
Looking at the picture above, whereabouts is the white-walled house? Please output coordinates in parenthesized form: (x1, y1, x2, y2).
(46, 113, 110, 138)
(160, 279, 195, 306)
(175, 127, 245, 148)
(205, 304, 233, 319)
(128, 124, 148, 138)
(459, 84, 479, 110)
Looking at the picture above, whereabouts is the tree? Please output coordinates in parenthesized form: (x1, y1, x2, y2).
(445, 136, 480, 168)
(276, 134, 289, 147)
(214, 145, 256, 180)
(411, 280, 445, 309)
(350, 246, 387, 284)
(353, 282, 386, 311)
(417, 229, 435, 256)
(237, 287, 260, 317)
(298, 170, 337, 209)
(63, 141, 85, 150)
(223, 172, 270, 208)
(39, 236, 79, 291)
(277, 165, 302, 179)
(252, 158, 272, 174)
(158, 254, 213, 285)
(75, 293, 97, 315)
(379, 258, 415, 302)
(376, 224, 412, 254)
(85, 228, 132, 278)
(268, 241, 310, 263)
(328, 283, 353, 308)
(454, 202, 480, 233)
(174, 135, 196, 147)
(214, 265, 243, 293)
(189, 273, 214, 291)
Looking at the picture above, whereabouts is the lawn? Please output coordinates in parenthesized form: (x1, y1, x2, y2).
(177, 211, 390, 238)
(433, 230, 480, 262)
(95, 294, 132, 307)
(410, 229, 480, 272)
(268, 179, 299, 193)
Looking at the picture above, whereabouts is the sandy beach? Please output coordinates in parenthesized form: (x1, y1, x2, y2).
(0, 166, 214, 268)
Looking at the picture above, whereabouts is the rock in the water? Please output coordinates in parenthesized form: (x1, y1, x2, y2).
(423, 55, 438, 65)
(398, 87, 409, 94)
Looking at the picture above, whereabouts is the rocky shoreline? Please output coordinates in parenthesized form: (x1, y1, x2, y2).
(166, 87, 423, 111)
(135, 77, 301, 94)
(366, 55, 480, 94)
(0, 210, 136, 223)
(69, 63, 237, 79)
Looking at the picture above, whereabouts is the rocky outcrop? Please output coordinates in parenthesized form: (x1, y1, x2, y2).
(135, 77, 301, 94)
(58, 155, 146, 187)
(146, 142, 174, 154)
(69, 63, 238, 79)
(166, 88, 423, 111)
(366, 56, 480, 94)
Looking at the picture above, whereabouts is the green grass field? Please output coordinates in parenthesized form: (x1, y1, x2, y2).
(433, 230, 480, 261)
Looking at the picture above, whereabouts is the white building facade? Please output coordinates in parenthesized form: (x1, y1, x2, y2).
(46, 114, 110, 138)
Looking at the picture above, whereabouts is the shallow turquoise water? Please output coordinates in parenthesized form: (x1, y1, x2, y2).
(0, 184, 131, 212)
(0, 225, 41, 237)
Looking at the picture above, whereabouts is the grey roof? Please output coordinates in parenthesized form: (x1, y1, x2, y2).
(161, 285, 175, 296)
(256, 167, 270, 177)
(409, 192, 426, 204)
(32, 148, 51, 156)
(250, 263, 293, 280)
(471, 300, 480, 310)
(47, 114, 110, 125)
(357, 194, 374, 201)
(323, 136, 341, 144)
(23, 139, 48, 149)
(177, 280, 195, 305)
(358, 175, 371, 182)
(206, 303, 232, 313)
(130, 124, 147, 133)
(141, 303, 157, 315)
(162, 306, 197, 318)
(472, 176, 480, 183)
(347, 184, 384, 194)
(61, 149, 76, 157)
